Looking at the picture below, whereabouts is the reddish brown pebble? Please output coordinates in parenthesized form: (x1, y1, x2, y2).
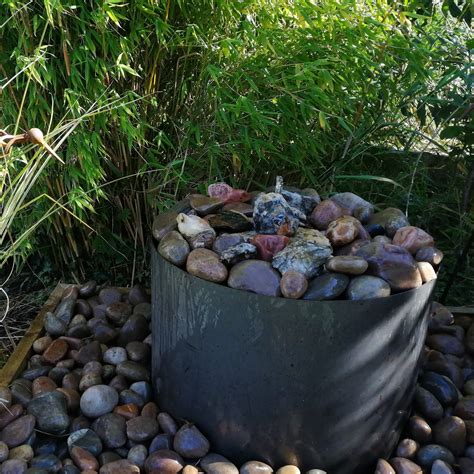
(309, 200, 349, 230)
(114, 404, 139, 420)
(141, 402, 159, 419)
(99, 459, 140, 473)
(392, 226, 434, 254)
(57, 388, 80, 412)
(144, 449, 184, 474)
(251, 235, 290, 261)
(71, 446, 99, 471)
(389, 457, 422, 473)
(326, 216, 360, 247)
(42, 339, 69, 365)
(32, 376, 57, 397)
(396, 438, 419, 459)
(280, 271, 308, 299)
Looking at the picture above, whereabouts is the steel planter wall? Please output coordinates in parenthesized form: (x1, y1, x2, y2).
(151, 246, 436, 474)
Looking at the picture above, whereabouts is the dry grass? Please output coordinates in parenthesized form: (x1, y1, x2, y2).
(0, 288, 49, 368)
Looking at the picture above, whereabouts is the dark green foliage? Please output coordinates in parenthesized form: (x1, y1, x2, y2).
(0, 1, 472, 301)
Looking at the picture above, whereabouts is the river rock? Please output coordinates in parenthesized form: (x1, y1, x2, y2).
(0, 415, 35, 448)
(281, 188, 320, 215)
(303, 273, 349, 301)
(326, 216, 360, 247)
(103, 347, 128, 366)
(416, 444, 455, 468)
(44, 312, 67, 337)
(240, 461, 273, 474)
(309, 200, 349, 230)
(325, 256, 368, 275)
(356, 242, 422, 291)
(213, 234, 246, 254)
(280, 271, 308, 299)
(420, 372, 459, 406)
(9, 444, 33, 462)
(126, 415, 159, 442)
(417, 262, 437, 283)
(27, 391, 69, 434)
(389, 457, 422, 473)
(368, 208, 409, 237)
(253, 192, 303, 236)
(70, 445, 99, 471)
(80, 385, 118, 418)
(201, 453, 239, 474)
(42, 340, 68, 365)
(100, 459, 141, 473)
(75, 340, 102, 366)
(431, 460, 455, 474)
(33, 337, 53, 354)
(186, 249, 228, 283)
(31, 376, 57, 397)
(228, 260, 281, 296)
(190, 194, 224, 216)
(251, 235, 290, 261)
(275, 467, 300, 474)
(408, 416, 432, 444)
(329, 192, 372, 222)
(416, 247, 444, 266)
(150, 434, 174, 453)
(0, 459, 27, 474)
(393, 226, 434, 254)
(413, 386, 443, 421)
(207, 211, 253, 233)
(454, 397, 474, 419)
(158, 231, 190, 266)
(220, 243, 257, 265)
(144, 449, 184, 474)
(117, 361, 149, 382)
(117, 314, 149, 346)
(346, 275, 391, 300)
(106, 302, 132, 326)
(126, 341, 150, 362)
(67, 429, 102, 457)
(334, 239, 371, 256)
(222, 202, 254, 216)
(374, 459, 395, 474)
(0, 405, 23, 431)
(433, 416, 466, 456)
(157, 413, 178, 435)
(99, 288, 122, 306)
(396, 439, 419, 459)
(272, 231, 332, 278)
(177, 213, 216, 249)
(127, 444, 147, 468)
(92, 413, 127, 449)
(152, 211, 179, 241)
(173, 423, 210, 458)
(208, 183, 250, 203)
(426, 334, 464, 357)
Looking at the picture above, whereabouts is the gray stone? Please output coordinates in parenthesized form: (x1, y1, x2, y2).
(80, 385, 118, 418)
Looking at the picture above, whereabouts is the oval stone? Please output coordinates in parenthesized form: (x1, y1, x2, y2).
(309, 200, 349, 230)
(420, 372, 459, 406)
(173, 423, 210, 459)
(326, 216, 360, 247)
(416, 247, 444, 266)
(431, 460, 455, 474)
(368, 208, 409, 237)
(228, 260, 281, 297)
(186, 249, 228, 283)
(325, 256, 368, 275)
(416, 444, 455, 468)
(280, 271, 308, 299)
(144, 449, 184, 474)
(393, 226, 434, 254)
(433, 416, 466, 456)
(346, 275, 391, 300)
(408, 416, 432, 444)
(201, 453, 239, 474)
(80, 385, 118, 418)
(240, 461, 273, 474)
(389, 457, 422, 473)
(100, 459, 141, 473)
(417, 261, 437, 283)
(303, 273, 349, 301)
(374, 459, 395, 474)
(158, 231, 190, 266)
(413, 385, 443, 421)
(0, 415, 36, 448)
(396, 438, 419, 459)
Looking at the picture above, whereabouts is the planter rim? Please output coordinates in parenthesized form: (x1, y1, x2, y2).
(155, 251, 436, 305)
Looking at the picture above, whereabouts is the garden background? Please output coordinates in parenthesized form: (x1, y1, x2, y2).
(1, 0, 472, 305)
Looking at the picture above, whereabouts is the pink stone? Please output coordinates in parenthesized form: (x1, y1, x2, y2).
(309, 200, 350, 230)
(251, 235, 290, 261)
(392, 226, 434, 254)
(326, 216, 360, 247)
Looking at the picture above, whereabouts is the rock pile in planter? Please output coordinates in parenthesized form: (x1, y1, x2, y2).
(375, 304, 474, 474)
(153, 180, 442, 300)
(0, 282, 329, 474)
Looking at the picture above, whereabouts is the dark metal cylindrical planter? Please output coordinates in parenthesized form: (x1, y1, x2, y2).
(151, 246, 436, 474)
